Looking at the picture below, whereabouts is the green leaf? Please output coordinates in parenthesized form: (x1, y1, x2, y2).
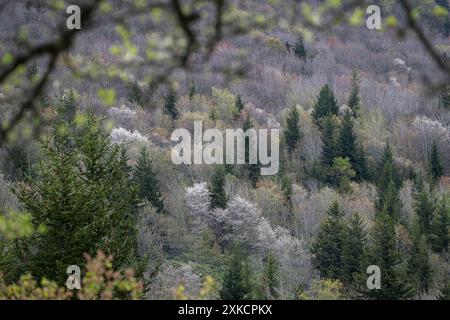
(97, 88, 116, 107)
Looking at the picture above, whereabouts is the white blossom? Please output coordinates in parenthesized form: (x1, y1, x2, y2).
(110, 127, 149, 145)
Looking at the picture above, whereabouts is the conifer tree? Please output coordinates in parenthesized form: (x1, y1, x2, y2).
(438, 272, 450, 300)
(428, 141, 444, 186)
(293, 36, 307, 60)
(320, 116, 339, 170)
(133, 147, 164, 213)
(233, 94, 245, 120)
(164, 88, 179, 120)
(57, 89, 77, 123)
(369, 211, 412, 299)
(284, 106, 302, 154)
(338, 110, 369, 180)
(406, 222, 433, 295)
(311, 200, 346, 280)
(243, 116, 260, 188)
(413, 182, 436, 236)
(342, 213, 367, 286)
(311, 85, 339, 127)
(430, 197, 449, 253)
(127, 81, 144, 106)
(347, 70, 361, 117)
(13, 114, 139, 284)
(209, 165, 228, 209)
(220, 247, 253, 300)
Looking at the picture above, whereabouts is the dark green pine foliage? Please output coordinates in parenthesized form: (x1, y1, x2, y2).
(341, 213, 367, 286)
(375, 143, 402, 222)
(406, 222, 433, 296)
(220, 248, 253, 300)
(311, 85, 339, 127)
(127, 81, 144, 107)
(293, 36, 307, 60)
(13, 114, 139, 284)
(255, 253, 279, 299)
(280, 174, 293, 203)
(164, 88, 179, 120)
(243, 116, 260, 188)
(428, 141, 444, 186)
(311, 200, 346, 280)
(320, 116, 338, 169)
(413, 182, 436, 236)
(430, 197, 449, 254)
(209, 165, 228, 209)
(284, 106, 302, 154)
(233, 94, 245, 120)
(338, 110, 369, 180)
(347, 70, 361, 117)
(133, 147, 164, 213)
(369, 211, 413, 300)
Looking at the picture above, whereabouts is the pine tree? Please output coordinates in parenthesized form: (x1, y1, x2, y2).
(164, 88, 179, 120)
(413, 182, 436, 236)
(233, 94, 245, 120)
(406, 222, 433, 295)
(220, 247, 253, 300)
(311, 200, 346, 280)
(243, 116, 260, 188)
(133, 147, 164, 213)
(293, 36, 307, 60)
(347, 70, 361, 117)
(320, 116, 338, 170)
(369, 211, 413, 299)
(13, 114, 139, 284)
(127, 81, 144, 107)
(255, 253, 279, 299)
(430, 197, 449, 253)
(311, 85, 339, 127)
(338, 110, 369, 180)
(284, 106, 302, 154)
(342, 213, 367, 286)
(209, 165, 228, 209)
(428, 141, 444, 186)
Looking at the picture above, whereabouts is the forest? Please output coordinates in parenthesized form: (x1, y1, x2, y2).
(0, 0, 449, 300)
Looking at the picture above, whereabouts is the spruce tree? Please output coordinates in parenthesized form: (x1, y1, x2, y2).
(256, 253, 279, 299)
(233, 94, 245, 120)
(311, 200, 346, 280)
(406, 222, 433, 295)
(243, 116, 260, 188)
(320, 116, 338, 170)
(133, 147, 164, 213)
(57, 89, 77, 123)
(284, 106, 302, 154)
(369, 211, 412, 299)
(209, 165, 228, 209)
(342, 213, 367, 286)
(220, 247, 253, 300)
(347, 70, 361, 117)
(413, 182, 436, 236)
(338, 110, 369, 180)
(293, 36, 307, 60)
(311, 85, 339, 127)
(164, 88, 179, 120)
(430, 197, 449, 254)
(428, 141, 444, 186)
(13, 114, 139, 284)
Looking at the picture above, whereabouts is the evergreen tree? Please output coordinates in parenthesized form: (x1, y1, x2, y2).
(311, 85, 339, 127)
(430, 197, 449, 253)
(284, 106, 302, 154)
(320, 116, 338, 171)
(12, 114, 139, 284)
(413, 182, 436, 236)
(342, 213, 367, 286)
(57, 89, 77, 123)
(243, 116, 260, 188)
(220, 247, 253, 300)
(428, 141, 444, 186)
(133, 147, 164, 213)
(280, 174, 293, 202)
(164, 88, 179, 120)
(311, 200, 346, 280)
(406, 222, 433, 295)
(369, 211, 413, 299)
(233, 94, 245, 120)
(338, 110, 369, 180)
(256, 253, 279, 299)
(209, 165, 228, 209)
(127, 81, 144, 107)
(293, 36, 307, 60)
(347, 70, 361, 117)
(438, 272, 450, 300)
